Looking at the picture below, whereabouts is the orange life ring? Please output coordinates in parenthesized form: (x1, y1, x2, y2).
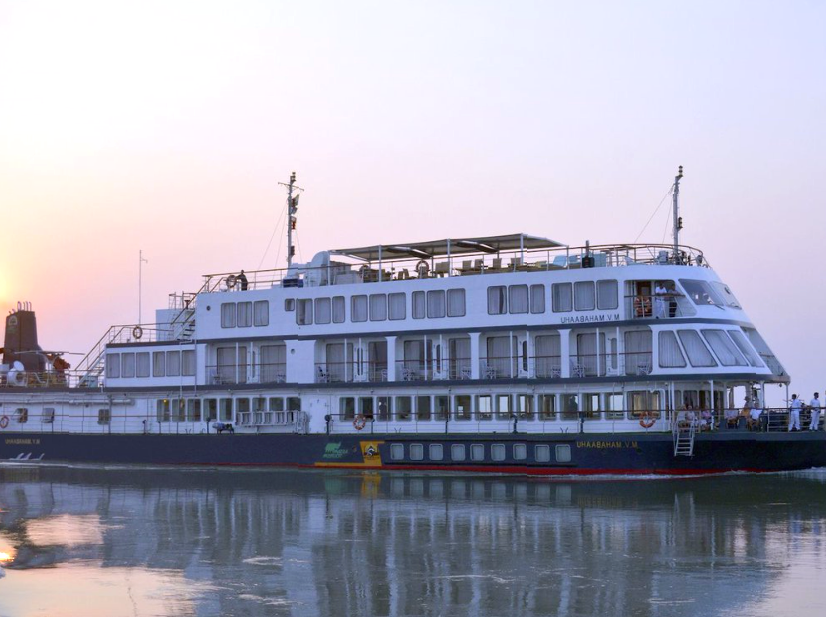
(639, 412, 656, 429)
(0, 415, 9, 429)
(353, 414, 367, 431)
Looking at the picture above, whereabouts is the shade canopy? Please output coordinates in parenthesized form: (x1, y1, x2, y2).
(331, 233, 566, 262)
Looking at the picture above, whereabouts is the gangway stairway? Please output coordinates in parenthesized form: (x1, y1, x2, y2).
(673, 422, 696, 457)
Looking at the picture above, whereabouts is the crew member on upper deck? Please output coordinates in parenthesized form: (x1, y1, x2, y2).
(808, 392, 821, 431)
(238, 270, 248, 291)
(788, 394, 804, 432)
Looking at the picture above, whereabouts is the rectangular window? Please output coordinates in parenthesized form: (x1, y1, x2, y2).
(339, 397, 356, 420)
(416, 396, 432, 421)
(509, 285, 529, 314)
(136, 352, 150, 378)
(98, 408, 111, 425)
(106, 353, 120, 378)
(369, 294, 387, 321)
(269, 397, 285, 412)
(538, 394, 555, 420)
(427, 290, 446, 318)
(410, 444, 424, 461)
(555, 444, 572, 463)
(166, 351, 181, 377)
(156, 399, 170, 422)
(574, 281, 595, 311)
(221, 303, 236, 328)
(496, 394, 512, 421)
(728, 330, 763, 367)
(429, 444, 444, 461)
(435, 395, 450, 421)
(412, 291, 426, 319)
(677, 330, 717, 367)
(351, 295, 368, 322)
(237, 302, 252, 327)
(487, 286, 507, 315)
(389, 293, 406, 320)
(396, 396, 412, 421)
(476, 395, 493, 420)
(451, 444, 466, 461)
(454, 395, 472, 421)
(219, 398, 232, 422)
(314, 297, 331, 324)
(390, 444, 405, 460)
(491, 444, 506, 461)
(517, 394, 533, 420)
(253, 300, 269, 326)
(702, 329, 748, 366)
(42, 407, 55, 424)
(327, 296, 343, 323)
(284, 299, 295, 312)
(530, 284, 545, 314)
(121, 353, 135, 378)
(597, 280, 618, 310)
(552, 283, 572, 312)
(513, 443, 527, 460)
(658, 331, 687, 368)
(470, 444, 485, 461)
(535, 444, 551, 463)
(182, 350, 195, 376)
(296, 299, 313, 325)
(447, 289, 465, 317)
(187, 399, 202, 422)
(605, 393, 624, 420)
(377, 397, 392, 421)
(359, 397, 374, 419)
(153, 351, 165, 377)
(204, 399, 218, 422)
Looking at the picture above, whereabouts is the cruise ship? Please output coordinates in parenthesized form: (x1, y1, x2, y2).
(1, 170, 824, 474)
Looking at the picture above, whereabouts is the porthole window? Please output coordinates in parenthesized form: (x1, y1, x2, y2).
(513, 443, 527, 460)
(491, 444, 506, 461)
(451, 444, 466, 461)
(470, 444, 485, 461)
(429, 444, 444, 461)
(390, 444, 404, 460)
(410, 443, 424, 461)
(535, 445, 551, 462)
(555, 444, 572, 463)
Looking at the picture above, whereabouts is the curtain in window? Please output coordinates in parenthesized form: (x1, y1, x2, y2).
(261, 344, 286, 382)
(677, 330, 717, 367)
(332, 296, 345, 323)
(296, 299, 313, 325)
(575, 333, 604, 375)
(182, 350, 196, 376)
(237, 302, 252, 327)
(121, 353, 135, 378)
(658, 331, 686, 368)
(702, 329, 748, 366)
(106, 354, 120, 378)
(216, 347, 234, 382)
(427, 290, 446, 318)
(552, 283, 572, 312)
(530, 284, 545, 314)
(369, 294, 387, 321)
(326, 343, 352, 381)
(449, 337, 471, 377)
(166, 350, 181, 377)
(534, 335, 561, 377)
(389, 293, 406, 320)
(574, 282, 595, 311)
(368, 341, 388, 377)
(597, 280, 618, 310)
(253, 300, 269, 326)
(447, 289, 465, 317)
(136, 353, 150, 377)
(314, 298, 331, 324)
(508, 285, 528, 314)
(351, 296, 368, 322)
(221, 303, 236, 328)
(728, 330, 763, 367)
(412, 291, 426, 319)
(486, 336, 516, 377)
(624, 330, 652, 374)
(153, 352, 165, 377)
(403, 340, 425, 377)
(487, 286, 507, 314)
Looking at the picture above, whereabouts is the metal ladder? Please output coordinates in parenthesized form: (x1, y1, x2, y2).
(673, 422, 696, 457)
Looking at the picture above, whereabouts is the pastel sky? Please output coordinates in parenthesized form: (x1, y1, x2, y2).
(1, 0, 824, 403)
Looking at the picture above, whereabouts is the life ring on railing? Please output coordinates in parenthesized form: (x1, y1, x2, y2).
(226, 274, 237, 289)
(415, 259, 429, 278)
(0, 415, 9, 429)
(132, 326, 143, 340)
(639, 412, 656, 429)
(353, 414, 367, 431)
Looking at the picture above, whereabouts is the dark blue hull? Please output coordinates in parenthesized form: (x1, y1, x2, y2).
(2, 431, 825, 475)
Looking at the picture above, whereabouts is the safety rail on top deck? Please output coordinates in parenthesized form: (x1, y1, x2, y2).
(198, 243, 710, 293)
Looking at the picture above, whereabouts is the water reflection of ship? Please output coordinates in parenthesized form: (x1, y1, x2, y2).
(2, 467, 826, 616)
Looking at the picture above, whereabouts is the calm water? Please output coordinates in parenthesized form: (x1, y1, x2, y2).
(1, 465, 825, 617)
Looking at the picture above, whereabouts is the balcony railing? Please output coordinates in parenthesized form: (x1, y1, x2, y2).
(206, 363, 286, 385)
(316, 362, 388, 383)
(626, 294, 697, 320)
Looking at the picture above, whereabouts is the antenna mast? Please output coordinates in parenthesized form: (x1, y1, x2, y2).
(672, 165, 684, 263)
(278, 172, 302, 268)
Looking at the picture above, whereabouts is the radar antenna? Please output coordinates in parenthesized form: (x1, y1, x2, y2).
(278, 172, 303, 268)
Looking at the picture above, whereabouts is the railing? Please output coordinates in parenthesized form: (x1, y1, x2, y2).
(625, 294, 697, 320)
(195, 243, 709, 292)
(315, 361, 389, 383)
(206, 363, 286, 385)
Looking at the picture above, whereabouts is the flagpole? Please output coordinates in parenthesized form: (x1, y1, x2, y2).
(139, 250, 148, 324)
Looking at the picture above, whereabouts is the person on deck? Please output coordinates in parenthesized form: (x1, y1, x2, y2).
(788, 394, 803, 431)
(654, 283, 667, 319)
(238, 270, 248, 291)
(747, 405, 762, 431)
(808, 392, 821, 431)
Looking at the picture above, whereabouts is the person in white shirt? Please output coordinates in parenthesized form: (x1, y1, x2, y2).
(808, 392, 821, 431)
(654, 283, 667, 319)
(788, 394, 804, 431)
(748, 405, 762, 431)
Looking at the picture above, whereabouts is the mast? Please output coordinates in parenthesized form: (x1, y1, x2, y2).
(279, 172, 300, 268)
(672, 165, 684, 263)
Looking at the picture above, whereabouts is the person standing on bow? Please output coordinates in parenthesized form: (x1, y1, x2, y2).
(808, 392, 821, 431)
(238, 270, 248, 291)
(788, 394, 804, 432)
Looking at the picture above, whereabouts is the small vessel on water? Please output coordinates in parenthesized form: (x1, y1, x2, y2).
(1, 169, 823, 474)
